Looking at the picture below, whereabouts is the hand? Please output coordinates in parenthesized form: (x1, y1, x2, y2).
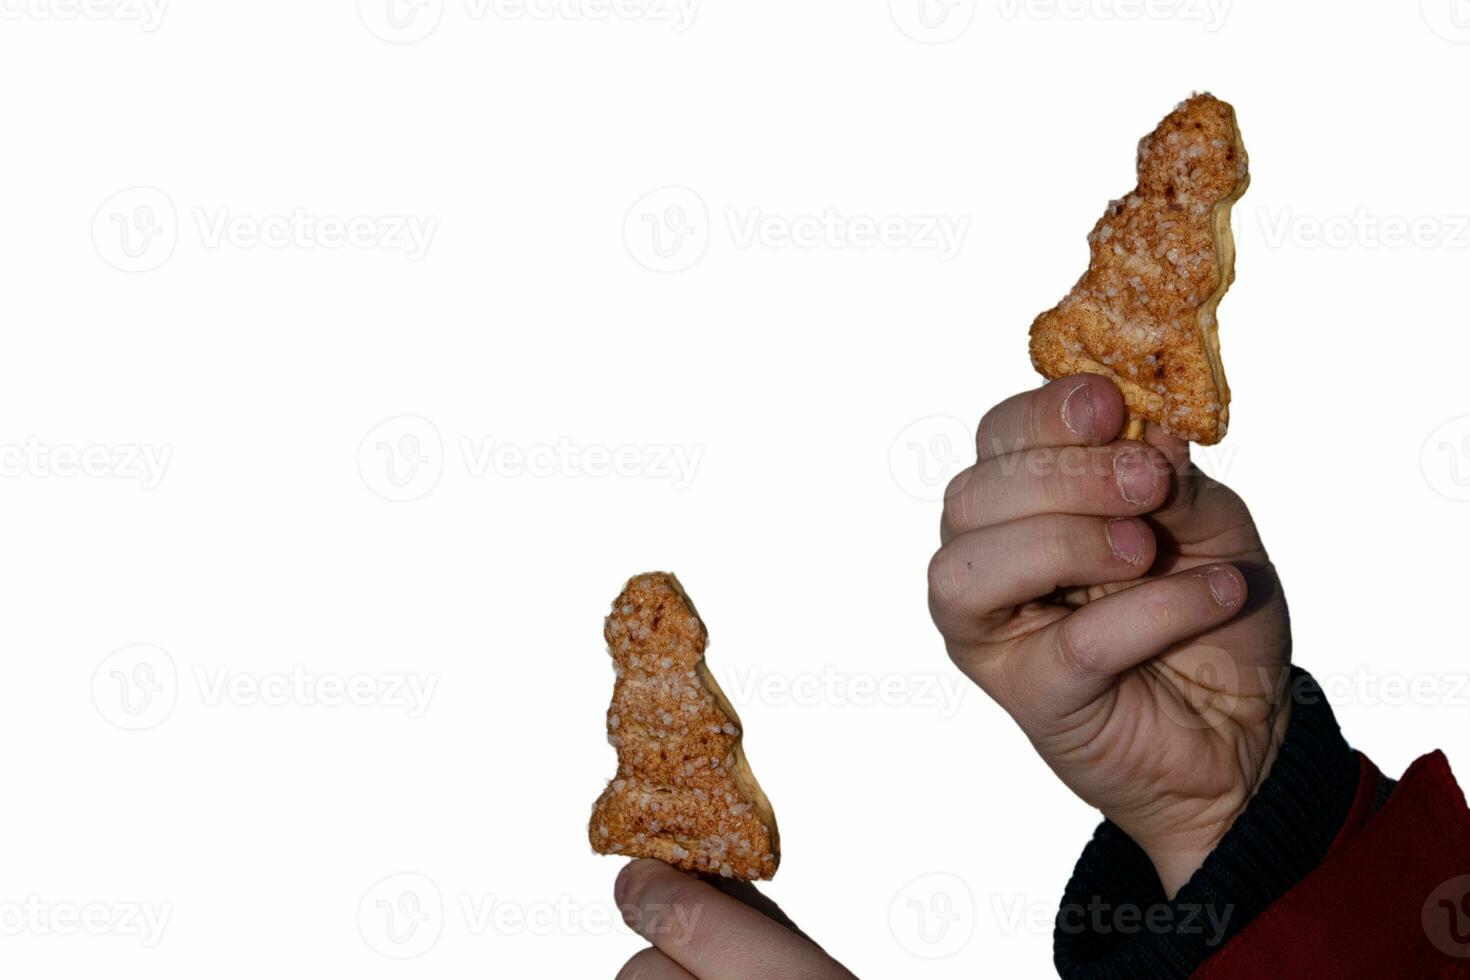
(613, 859, 855, 979)
(927, 374, 1292, 896)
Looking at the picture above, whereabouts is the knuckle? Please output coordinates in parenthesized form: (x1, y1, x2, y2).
(926, 550, 957, 607)
(1142, 587, 1179, 635)
(625, 876, 709, 946)
(941, 468, 978, 530)
(977, 396, 1021, 457)
(1022, 396, 1047, 450)
(975, 407, 1002, 457)
(620, 860, 669, 909)
(927, 546, 976, 621)
(1144, 449, 1173, 500)
(1053, 619, 1104, 678)
(1030, 452, 1068, 510)
(1038, 514, 1073, 571)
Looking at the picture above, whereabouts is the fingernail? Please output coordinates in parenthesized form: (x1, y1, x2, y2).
(1106, 519, 1145, 564)
(1113, 450, 1155, 505)
(1205, 566, 1241, 607)
(614, 863, 633, 905)
(1061, 383, 1096, 438)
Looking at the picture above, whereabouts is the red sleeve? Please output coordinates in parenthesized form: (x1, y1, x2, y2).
(1193, 751, 1470, 978)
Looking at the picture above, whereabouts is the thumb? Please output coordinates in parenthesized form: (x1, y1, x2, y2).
(1139, 422, 1260, 556)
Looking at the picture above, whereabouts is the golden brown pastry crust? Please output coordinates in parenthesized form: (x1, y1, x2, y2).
(1029, 93, 1249, 445)
(589, 573, 779, 880)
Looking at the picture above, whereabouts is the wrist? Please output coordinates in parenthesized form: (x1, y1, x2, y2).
(1141, 698, 1294, 897)
(1054, 668, 1362, 977)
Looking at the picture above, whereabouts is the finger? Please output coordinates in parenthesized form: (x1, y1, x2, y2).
(616, 947, 698, 980)
(942, 443, 1171, 538)
(929, 515, 1156, 642)
(699, 875, 809, 940)
(1138, 422, 1265, 556)
(615, 860, 852, 980)
(1017, 563, 1248, 716)
(976, 374, 1127, 461)
(1142, 421, 1191, 466)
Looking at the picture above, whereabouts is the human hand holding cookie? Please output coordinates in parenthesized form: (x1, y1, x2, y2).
(927, 373, 1291, 896)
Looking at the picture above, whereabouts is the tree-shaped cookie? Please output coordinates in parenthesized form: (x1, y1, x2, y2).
(1030, 93, 1249, 445)
(589, 573, 779, 880)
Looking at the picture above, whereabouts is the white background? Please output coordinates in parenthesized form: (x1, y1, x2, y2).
(4, 0, 1470, 976)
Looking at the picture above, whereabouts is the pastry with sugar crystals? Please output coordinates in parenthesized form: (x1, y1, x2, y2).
(1030, 93, 1249, 445)
(590, 572, 779, 881)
